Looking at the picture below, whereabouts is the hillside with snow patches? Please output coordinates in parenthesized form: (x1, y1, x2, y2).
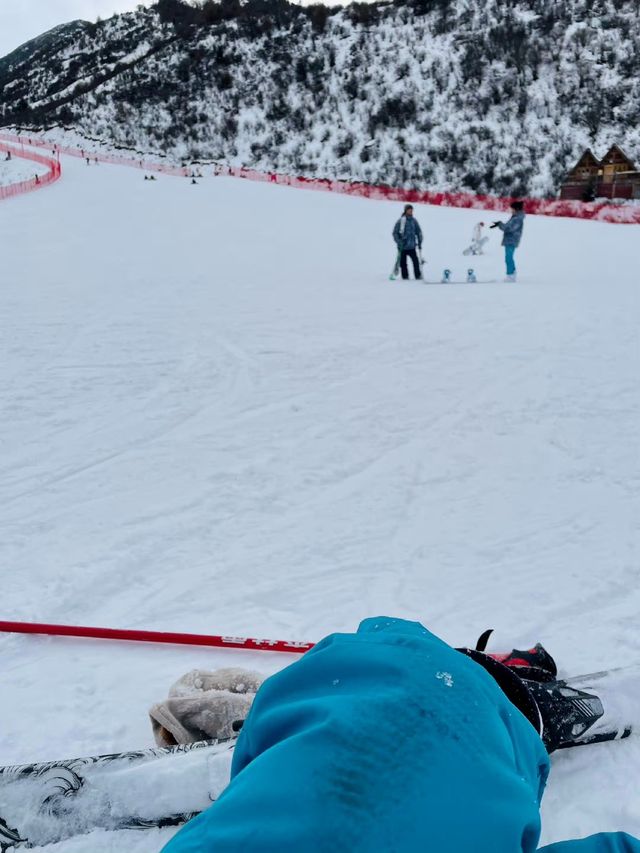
(0, 144, 639, 851)
(2, 0, 640, 196)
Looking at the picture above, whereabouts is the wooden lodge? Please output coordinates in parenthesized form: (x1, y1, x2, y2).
(560, 145, 640, 201)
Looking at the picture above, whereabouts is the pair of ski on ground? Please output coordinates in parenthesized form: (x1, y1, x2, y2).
(391, 201, 525, 283)
(2, 618, 638, 852)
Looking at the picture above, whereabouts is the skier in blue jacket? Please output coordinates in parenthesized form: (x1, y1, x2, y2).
(162, 617, 640, 853)
(392, 204, 423, 280)
(491, 199, 525, 281)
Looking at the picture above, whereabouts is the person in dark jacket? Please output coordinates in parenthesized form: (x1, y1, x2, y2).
(162, 617, 640, 853)
(392, 204, 423, 280)
(491, 200, 525, 281)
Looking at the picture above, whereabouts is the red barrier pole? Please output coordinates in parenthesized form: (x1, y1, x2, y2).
(0, 620, 314, 654)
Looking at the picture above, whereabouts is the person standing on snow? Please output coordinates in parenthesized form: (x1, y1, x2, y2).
(393, 204, 423, 280)
(491, 200, 525, 281)
(161, 616, 640, 853)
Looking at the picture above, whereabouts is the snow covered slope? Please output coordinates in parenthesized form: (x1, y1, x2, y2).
(0, 153, 639, 851)
(0, 152, 49, 185)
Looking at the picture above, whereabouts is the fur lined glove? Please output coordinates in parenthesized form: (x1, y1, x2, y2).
(149, 667, 264, 747)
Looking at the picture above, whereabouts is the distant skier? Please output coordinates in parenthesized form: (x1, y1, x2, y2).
(491, 200, 525, 281)
(392, 204, 423, 280)
(162, 616, 640, 853)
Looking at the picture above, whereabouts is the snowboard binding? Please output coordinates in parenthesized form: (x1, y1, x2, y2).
(441, 268, 452, 283)
(459, 630, 625, 753)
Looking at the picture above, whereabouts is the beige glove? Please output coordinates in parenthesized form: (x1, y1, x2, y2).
(149, 667, 264, 747)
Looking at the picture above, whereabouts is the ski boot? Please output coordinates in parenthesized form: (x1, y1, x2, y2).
(459, 632, 626, 752)
(474, 628, 557, 682)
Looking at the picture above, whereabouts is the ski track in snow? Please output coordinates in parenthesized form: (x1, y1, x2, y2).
(0, 153, 639, 851)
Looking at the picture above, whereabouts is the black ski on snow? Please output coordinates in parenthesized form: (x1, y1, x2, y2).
(1, 666, 637, 849)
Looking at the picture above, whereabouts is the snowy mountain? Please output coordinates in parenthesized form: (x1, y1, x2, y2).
(2, 0, 640, 196)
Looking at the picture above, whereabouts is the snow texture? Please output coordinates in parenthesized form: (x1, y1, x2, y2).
(0, 148, 639, 851)
(0, 153, 48, 185)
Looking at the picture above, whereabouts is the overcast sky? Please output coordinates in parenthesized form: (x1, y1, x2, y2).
(0, 1, 155, 59)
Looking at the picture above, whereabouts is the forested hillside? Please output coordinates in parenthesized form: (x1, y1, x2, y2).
(2, 0, 639, 196)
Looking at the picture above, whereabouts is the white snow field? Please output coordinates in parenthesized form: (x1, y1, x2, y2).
(0, 153, 49, 186)
(1, 151, 639, 851)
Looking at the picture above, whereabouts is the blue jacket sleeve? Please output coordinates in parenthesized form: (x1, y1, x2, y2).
(540, 834, 640, 853)
(500, 213, 525, 245)
(416, 220, 423, 248)
(163, 616, 550, 853)
(392, 218, 401, 246)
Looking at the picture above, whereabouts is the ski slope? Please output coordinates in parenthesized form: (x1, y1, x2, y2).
(1, 151, 639, 851)
(0, 153, 49, 185)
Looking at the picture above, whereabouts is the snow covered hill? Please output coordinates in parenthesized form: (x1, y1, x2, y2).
(0, 150, 639, 851)
(2, 0, 640, 196)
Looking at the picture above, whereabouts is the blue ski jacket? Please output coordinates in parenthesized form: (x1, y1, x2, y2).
(393, 215, 423, 250)
(162, 617, 640, 853)
(498, 211, 525, 246)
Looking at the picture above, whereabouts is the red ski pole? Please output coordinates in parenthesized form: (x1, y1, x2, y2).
(0, 621, 315, 654)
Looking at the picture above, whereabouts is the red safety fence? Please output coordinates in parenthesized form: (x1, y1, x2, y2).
(0, 141, 61, 201)
(2, 130, 639, 223)
(0, 620, 315, 654)
(0, 131, 188, 177)
(213, 165, 640, 224)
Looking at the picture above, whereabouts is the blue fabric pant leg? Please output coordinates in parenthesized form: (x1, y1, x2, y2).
(162, 617, 550, 853)
(505, 244, 516, 275)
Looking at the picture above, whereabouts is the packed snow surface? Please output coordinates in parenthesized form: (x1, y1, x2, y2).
(0, 151, 639, 851)
(0, 152, 49, 185)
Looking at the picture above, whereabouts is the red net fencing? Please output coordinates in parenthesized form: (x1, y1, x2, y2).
(214, 165, 640, 224)
(0, 141, 61, 202)
(2, 130, 639, 223)
(0, 131, 188, 177)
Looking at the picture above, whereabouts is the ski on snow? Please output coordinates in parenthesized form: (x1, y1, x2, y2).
(1, 665, 638, 849)
(0, 737, 236, 851)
